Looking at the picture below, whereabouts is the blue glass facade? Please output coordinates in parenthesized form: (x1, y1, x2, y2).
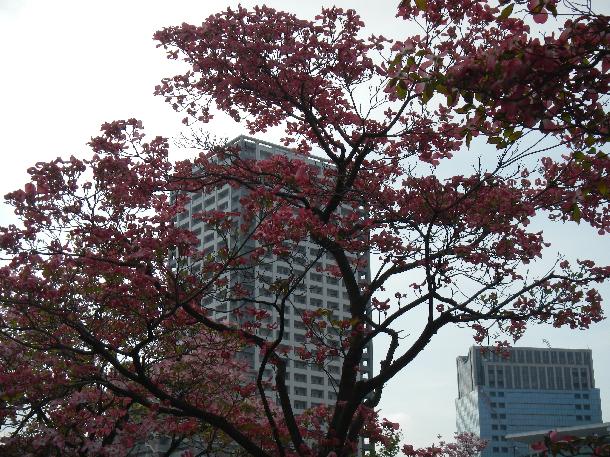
(455, 347, 603, 457)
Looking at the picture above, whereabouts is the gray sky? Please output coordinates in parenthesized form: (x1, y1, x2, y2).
(1, 0, 608, 447)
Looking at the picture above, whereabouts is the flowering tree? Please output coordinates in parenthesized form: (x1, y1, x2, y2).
(1, 0, 609, 456)
(531, 431, 610, 456)
(402, 433, 487, 457)
(365, 422, 486, 457)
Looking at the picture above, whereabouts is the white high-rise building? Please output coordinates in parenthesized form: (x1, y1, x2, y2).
(174, 135, 374, 415)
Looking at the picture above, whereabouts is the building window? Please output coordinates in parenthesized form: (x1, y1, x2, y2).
(277, 266, 291, 276)
(217, 188, 229, 200)
(310, 297, 323, 307)
(294, 387, 307, 396)
(310, 247, 323, 257)
(310, 285, 323, 295)
(295, 374, 307, 383)
(311, 389, 324, 399)
(294, 400, 307, 410)
(294, 321, 306, 330)
(311, 376, 324, 385)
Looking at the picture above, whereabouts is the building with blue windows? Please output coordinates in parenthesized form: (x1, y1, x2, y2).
(455, 346, 603, 457)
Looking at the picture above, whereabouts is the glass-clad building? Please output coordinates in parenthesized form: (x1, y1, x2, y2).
(456, 346, 603, 457)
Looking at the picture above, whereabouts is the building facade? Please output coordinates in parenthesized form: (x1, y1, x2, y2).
(456, 346, 603, 457)
(174, 135, 374, 416)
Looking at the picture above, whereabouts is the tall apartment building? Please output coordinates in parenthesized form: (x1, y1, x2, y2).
(175, 135, 374, 416)
(456, 346, 603, 457)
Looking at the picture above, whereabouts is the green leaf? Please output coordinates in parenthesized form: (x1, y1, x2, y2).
(396, 80, 408, 100)
(573, 151, 586, 162)
(598, 182, 609, 197)
(391, 54, 403, 66)
(585, 135, 596, 147)
(572, 204, 581, 223)
(436, 84, 448, 95)
(499, 4, 513, 20)
(421, 83, 434, 103)
(507, 130, 523, 142)
(488, 136, 507, 149)
(465, 131, 473, 149)
(414, 0, 427, 10)
(455, 103, 474, 114)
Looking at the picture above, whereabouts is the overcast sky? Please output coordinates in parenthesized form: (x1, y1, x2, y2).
(1, 0, 609, 448)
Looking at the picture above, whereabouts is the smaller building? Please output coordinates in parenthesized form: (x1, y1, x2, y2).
(455, 346, 603, 457)
(506, 422, 610, 456)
